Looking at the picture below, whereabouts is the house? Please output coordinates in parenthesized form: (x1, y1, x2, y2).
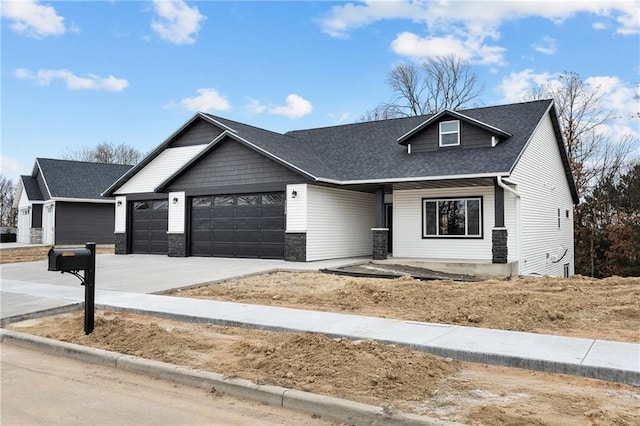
(103, 99, 578, 277)
(14, 158, 132, 245)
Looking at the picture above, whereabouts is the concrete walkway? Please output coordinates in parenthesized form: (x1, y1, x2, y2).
(2, 278, 638, 387)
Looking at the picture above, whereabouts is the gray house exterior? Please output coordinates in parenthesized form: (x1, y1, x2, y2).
(104, 99, 579, 277)
(14, 158, 132, 245)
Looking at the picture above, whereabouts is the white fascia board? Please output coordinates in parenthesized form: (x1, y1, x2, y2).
(230, 133, 318, 181)
(51, 197, 116, 204)
(316, 172, 503, 186)
(198, 112, 237, 133)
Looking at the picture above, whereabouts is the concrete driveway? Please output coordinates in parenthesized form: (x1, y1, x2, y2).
(1, 254, 367, 293)
(1, 254, 368, 323)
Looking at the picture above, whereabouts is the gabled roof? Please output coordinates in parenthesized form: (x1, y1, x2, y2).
(20, 175, 43, 201)
(34, 158, 132, 200)
(105, 99, 578, 203)
(396, 108, 512, 144)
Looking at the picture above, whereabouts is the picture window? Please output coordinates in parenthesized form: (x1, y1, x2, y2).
(422, 197, 482, 238)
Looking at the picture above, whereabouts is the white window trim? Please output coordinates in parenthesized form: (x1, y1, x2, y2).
(422, 197, 483, 238)
(439, 120, 460, 147)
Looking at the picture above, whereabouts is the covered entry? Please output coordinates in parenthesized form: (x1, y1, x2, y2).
(189, 192, 285, 258)
(130, 200, 169, 254)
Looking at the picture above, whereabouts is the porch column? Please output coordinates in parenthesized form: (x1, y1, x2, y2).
(167, 192, 187, 257)
(372, 187, 388, 260)
(492, 179, 508, 263)
(114, 196, 128, 254)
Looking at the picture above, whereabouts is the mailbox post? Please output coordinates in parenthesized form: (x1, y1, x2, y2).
(48, 242, 96, 335)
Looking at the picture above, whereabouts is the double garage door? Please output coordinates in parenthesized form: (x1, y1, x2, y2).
(190, 192, 285, 259)
(130, 192, 285, 259)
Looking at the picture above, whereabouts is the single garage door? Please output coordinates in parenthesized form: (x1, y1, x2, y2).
(190, 192, 285, 259)
(131, 200, 169, 254)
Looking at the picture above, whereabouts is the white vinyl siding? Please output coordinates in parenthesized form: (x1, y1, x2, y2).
(115, 145, 207, 195)
(114, 196, 126, 233)
(17, 207, 30, 243)
(42, 202, 55, 245)
(285, 184, 308, 232)
(168, 192, 185, 233)
(393, 186, 494, 260)
(510, 112, 574, 277)
(306, 185, 376, 261)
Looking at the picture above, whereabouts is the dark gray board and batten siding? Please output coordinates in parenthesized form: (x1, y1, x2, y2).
(409, 117, 498, 153)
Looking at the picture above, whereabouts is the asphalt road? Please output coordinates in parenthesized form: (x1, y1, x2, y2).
(0, 343, 334, 426)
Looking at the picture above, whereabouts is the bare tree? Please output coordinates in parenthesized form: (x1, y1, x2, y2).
(360, 55, 484, 121)
(62, 142, 143, 165)
(0, 175, 17, 227)
(528, 71, 631, 197)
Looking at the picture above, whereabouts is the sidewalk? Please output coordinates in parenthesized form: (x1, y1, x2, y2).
(2, 278, 638, 386)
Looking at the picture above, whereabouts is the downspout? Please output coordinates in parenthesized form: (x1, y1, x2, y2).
(496, 176, 521, 274)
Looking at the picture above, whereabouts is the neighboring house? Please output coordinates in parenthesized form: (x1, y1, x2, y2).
(14, 158, 132, 245)
(104, 99, 578, 277)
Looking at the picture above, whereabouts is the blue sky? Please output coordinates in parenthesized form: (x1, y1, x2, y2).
(2, 0, 639, 181)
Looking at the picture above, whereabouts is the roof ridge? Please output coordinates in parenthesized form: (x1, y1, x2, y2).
(36, 157, 134, 167)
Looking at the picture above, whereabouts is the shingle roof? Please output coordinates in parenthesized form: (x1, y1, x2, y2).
(107, 99, 578, 202)
(283, 99, 553, 181)
(20, 175, 43, 201)
(36, 158, 132, 200)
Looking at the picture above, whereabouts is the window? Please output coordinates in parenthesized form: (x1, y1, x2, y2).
(423, 197, 482, 238)
(237, 194, 259, 206)
(134, 201, 150, 210)
(192, 197, 211, 208)
(153, 200, 169, 210)
(261, 193, 284, 205)
(439, 120, 460, 147)
(214, 196, 234, 206)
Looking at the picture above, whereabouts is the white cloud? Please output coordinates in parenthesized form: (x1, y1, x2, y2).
(1, 155, 26, 181)
(498, 69, 555, 102)
(498, 70, 640, 143)
(15, 68, 128, 91)
(151, 0, 205, 45)
(592, 21, 609, 30)
(270, 94, 313, 119)
(244, 98, 267, 115)
(318, 1, 639, 65)
(173, 88, 231, 112)
(533, 36, 557, 55)
(1, 0, 65, 38)
(391, 31, 506, 65)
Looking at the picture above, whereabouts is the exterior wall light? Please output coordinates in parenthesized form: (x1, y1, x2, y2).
(291, 190, 297, 198)
(173, 197, 179, 204)
(117, 200, 122, 206)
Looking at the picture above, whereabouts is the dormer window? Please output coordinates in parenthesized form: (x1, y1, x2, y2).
(439, 120, 460, 147)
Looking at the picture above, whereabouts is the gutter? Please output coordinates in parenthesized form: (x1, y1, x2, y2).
(496, 176, 520, 198)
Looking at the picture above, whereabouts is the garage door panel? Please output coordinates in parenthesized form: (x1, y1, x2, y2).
(212, 243, 234, 257)
(260, 217, 284, 230)
(235, 243, 259, 257)
(236, 218, 258, 230)
(212, 230, 234, 241)
(130, 199, 168, 255)
(260, 244, 283, 259)
(189, 192, 284, 259)
(213, 208, 234, 218)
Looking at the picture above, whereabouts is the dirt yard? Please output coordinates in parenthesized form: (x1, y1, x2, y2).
(0, 245, 114, 264)
(9, 311, 640, 425)
(174, 271, 640, 343)
(4, 250, 639, 424)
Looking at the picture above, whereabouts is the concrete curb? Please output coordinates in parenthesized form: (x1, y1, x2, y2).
(0, 302, 81, 327)
(0, 329, 459, 426)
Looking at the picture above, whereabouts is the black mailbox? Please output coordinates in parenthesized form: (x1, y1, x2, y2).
(48, 248, 92, 272)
